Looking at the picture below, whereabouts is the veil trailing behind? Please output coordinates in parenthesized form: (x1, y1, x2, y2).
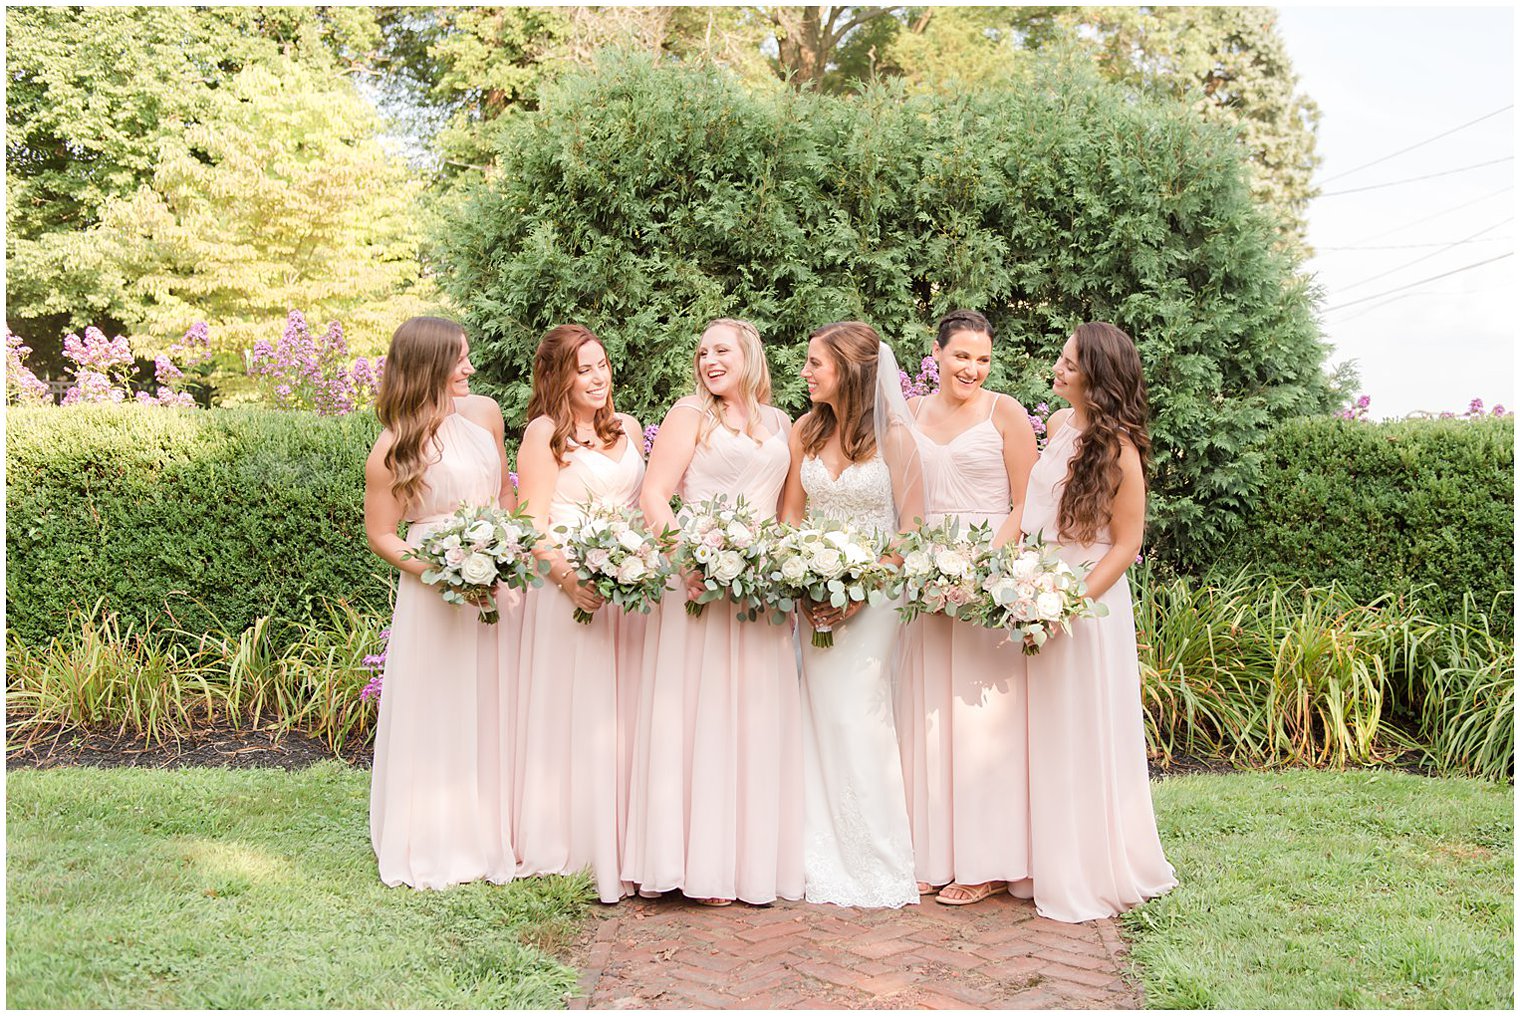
(872, 341, 925, 535)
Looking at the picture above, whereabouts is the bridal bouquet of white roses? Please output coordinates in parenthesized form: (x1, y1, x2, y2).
(895, 518, 993, 623)
(553, 501, 675, 624)
(673, 495, 771, 620)
(968, 531, 1107, 654)
(404, 504, 545, 624)
(765, 520, 899, 648)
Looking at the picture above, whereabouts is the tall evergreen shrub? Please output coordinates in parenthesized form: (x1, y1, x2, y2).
(436, 54, 1332, 568)
(6, 405, 389, 647)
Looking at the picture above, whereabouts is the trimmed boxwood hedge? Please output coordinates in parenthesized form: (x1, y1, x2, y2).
(1224, 415, 1514, 626)
(6, 405, 390, 647)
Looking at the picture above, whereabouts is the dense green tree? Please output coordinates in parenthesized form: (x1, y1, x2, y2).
(437, 55, 1333, 568)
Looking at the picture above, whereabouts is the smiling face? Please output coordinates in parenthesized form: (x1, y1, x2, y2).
(800, 336, 841, 406)
(448, 335, 476, 398)
(1052, 333, 1086, 405)
(696, 324, 746, 401)
(933, 329, 992, 403)
(570, 340, 611, 414)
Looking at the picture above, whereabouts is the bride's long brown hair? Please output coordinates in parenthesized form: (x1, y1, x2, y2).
(796, 321, 879, 462)
(375, 316, 465, 513)
(1058, 322, 1152, 545)
(526, 324, 623, 465)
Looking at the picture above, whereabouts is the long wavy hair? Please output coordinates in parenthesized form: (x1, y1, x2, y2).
(796, 321, 880, 462)
(526, 324, 622, 465)
(375, 316, 465, 513)
(693, 318, 772, 445)
(1058, 322, 1152, 544)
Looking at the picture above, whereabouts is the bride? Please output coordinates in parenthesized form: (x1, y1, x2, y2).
(779, 321, 922, 909)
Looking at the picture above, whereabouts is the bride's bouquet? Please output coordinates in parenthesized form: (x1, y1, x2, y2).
(895, 518, 992, 623)
(967, 531, 1107, 654)
(672, 495, 771, 620)
(765, 520, 899, 648)
(404, 504, 545, 624)
(553, 501, 675, 624)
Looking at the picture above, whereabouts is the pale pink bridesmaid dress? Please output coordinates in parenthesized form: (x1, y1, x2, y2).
(371, 412, 512, 889)
(622, 405, 804, 904)
(1020, 419, 1177, 922)
(896, 393, 1032, 890)
(510, 436, 646, 903)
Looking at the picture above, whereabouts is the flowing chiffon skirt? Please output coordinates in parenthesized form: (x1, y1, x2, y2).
(622, 600, 804, 903)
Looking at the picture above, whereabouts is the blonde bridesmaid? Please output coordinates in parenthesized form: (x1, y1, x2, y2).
(365, 316, 515, 889)
(1022, 321, 1176, 922)
(511, 324, 646, 903)
(622, 318, 804, 907)
(896, 309, 1039, 905)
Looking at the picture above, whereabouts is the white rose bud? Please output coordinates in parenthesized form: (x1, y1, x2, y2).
(460, 553, 497, 585)
(1036, 591, 1065, 622)
(617, 556, 647, 583)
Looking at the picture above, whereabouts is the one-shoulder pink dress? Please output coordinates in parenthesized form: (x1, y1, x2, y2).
(895, 394, 1032, 890)
(622, 406, 804, 904)
(510, 436, 647, 903)
(1020, 420, 1176, 922)
(371, 413, 512, 889)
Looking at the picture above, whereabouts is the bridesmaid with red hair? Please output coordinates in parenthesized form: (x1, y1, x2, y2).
(510, 324, 646, 903)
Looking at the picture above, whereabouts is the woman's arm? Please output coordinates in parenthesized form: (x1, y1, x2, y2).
(640, 402, 701, 534)
(990, 394, 1039, 549)
(363, 433, 428, 578)
(1078, 441, 1145, 601)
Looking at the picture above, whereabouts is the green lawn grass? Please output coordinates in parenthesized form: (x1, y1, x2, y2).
(5, 762, 590, 1008)
(1129, 769, 1513, 1009)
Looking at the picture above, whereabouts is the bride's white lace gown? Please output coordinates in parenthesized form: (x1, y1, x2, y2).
(797, 454, 919, 908)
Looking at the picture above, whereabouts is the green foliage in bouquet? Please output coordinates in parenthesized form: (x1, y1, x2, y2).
(6, 405, 390, 649)
(1227, 415, 1514, 629)
(437, 52, 1332, 574)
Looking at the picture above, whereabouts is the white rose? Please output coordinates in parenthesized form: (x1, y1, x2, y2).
(617, 556, 647, 583)
(712, 550, 745, 584)
(934, 549, 969, 577)
(1034, 573, 1056, 593)
(986, 576, 1018, 604)
(725, 521, 754, 548)
(445, 547, 466, 567)
(440, 534, 463, 551)
(842, 541, 870, 566)
(617, 529, 644, 552)
(1010, 554, 1040, 580)
(780, 556, 809, 583)
(586, 548, 613, 573)
(460, 553, 497, 585)
(811, 547, 846, 578)
(903, 550, 932, 576)
(464, 519, 494, 543)
(1036, 591, 1065, 622)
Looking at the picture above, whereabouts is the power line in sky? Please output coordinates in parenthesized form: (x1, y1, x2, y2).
(1318, 157, 1514, 197)
(1323, 252, 1514, 312)
(1348, 184, 1512, 244)
(1318, 237, 1511, 251)
(1337, 217, 1513, 292)
(1317, 104, 1514, 185)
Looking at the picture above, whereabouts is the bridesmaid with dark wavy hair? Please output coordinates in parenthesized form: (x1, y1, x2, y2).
(1021, 322, 1176, 922)
(365, 316, 514, 889)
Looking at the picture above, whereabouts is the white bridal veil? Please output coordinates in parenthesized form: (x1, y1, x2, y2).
(872, 341, 926, 533)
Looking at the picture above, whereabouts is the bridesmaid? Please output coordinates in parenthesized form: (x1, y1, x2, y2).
(511, 324, 646, 903)
(1022, 321, 1177, 922)
(364, 316, 515, 889)
(896, 310, 1039, 905)
(623, 318, 804, 907)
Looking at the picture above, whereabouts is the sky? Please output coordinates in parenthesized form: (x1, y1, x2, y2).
(1274, 5, 1516, 418)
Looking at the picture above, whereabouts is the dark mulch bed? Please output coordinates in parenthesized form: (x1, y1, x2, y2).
(7, 723, 373, 771)
(8, 722, 1435, 780)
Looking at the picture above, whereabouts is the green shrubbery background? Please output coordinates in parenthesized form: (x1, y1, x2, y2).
(6, 405, 387, 648)
(439, 55, 1335, 572)
(1226, 415, 1514, 627)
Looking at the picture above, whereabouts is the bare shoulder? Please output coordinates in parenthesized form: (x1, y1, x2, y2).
(457, 394, 503, 432)
(521, 414, 556, 447)
(1116, 437, 1143, 474)
(366, 428, 396, 474)
(1046, 407, 1074, 437)
(765, 403, 794, 429)
(616, 411, 642, 440)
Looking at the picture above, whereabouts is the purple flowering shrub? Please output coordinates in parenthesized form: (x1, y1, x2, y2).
(247, 310, 384, 416)
(642, 423, 661, 456)
(359, 626, 390, 703)
(8, 323, 207, 407)
(1338, 394, 1510, 421)
(898, 355, 940, 399)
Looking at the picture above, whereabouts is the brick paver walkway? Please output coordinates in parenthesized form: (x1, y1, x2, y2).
(567, 891, 1140, 1010)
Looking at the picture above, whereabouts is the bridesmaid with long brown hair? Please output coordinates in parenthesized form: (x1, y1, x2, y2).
(1021, 321, 1176, 922)
(510, 324, 646, 903)
(364, 316, 515, 889)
